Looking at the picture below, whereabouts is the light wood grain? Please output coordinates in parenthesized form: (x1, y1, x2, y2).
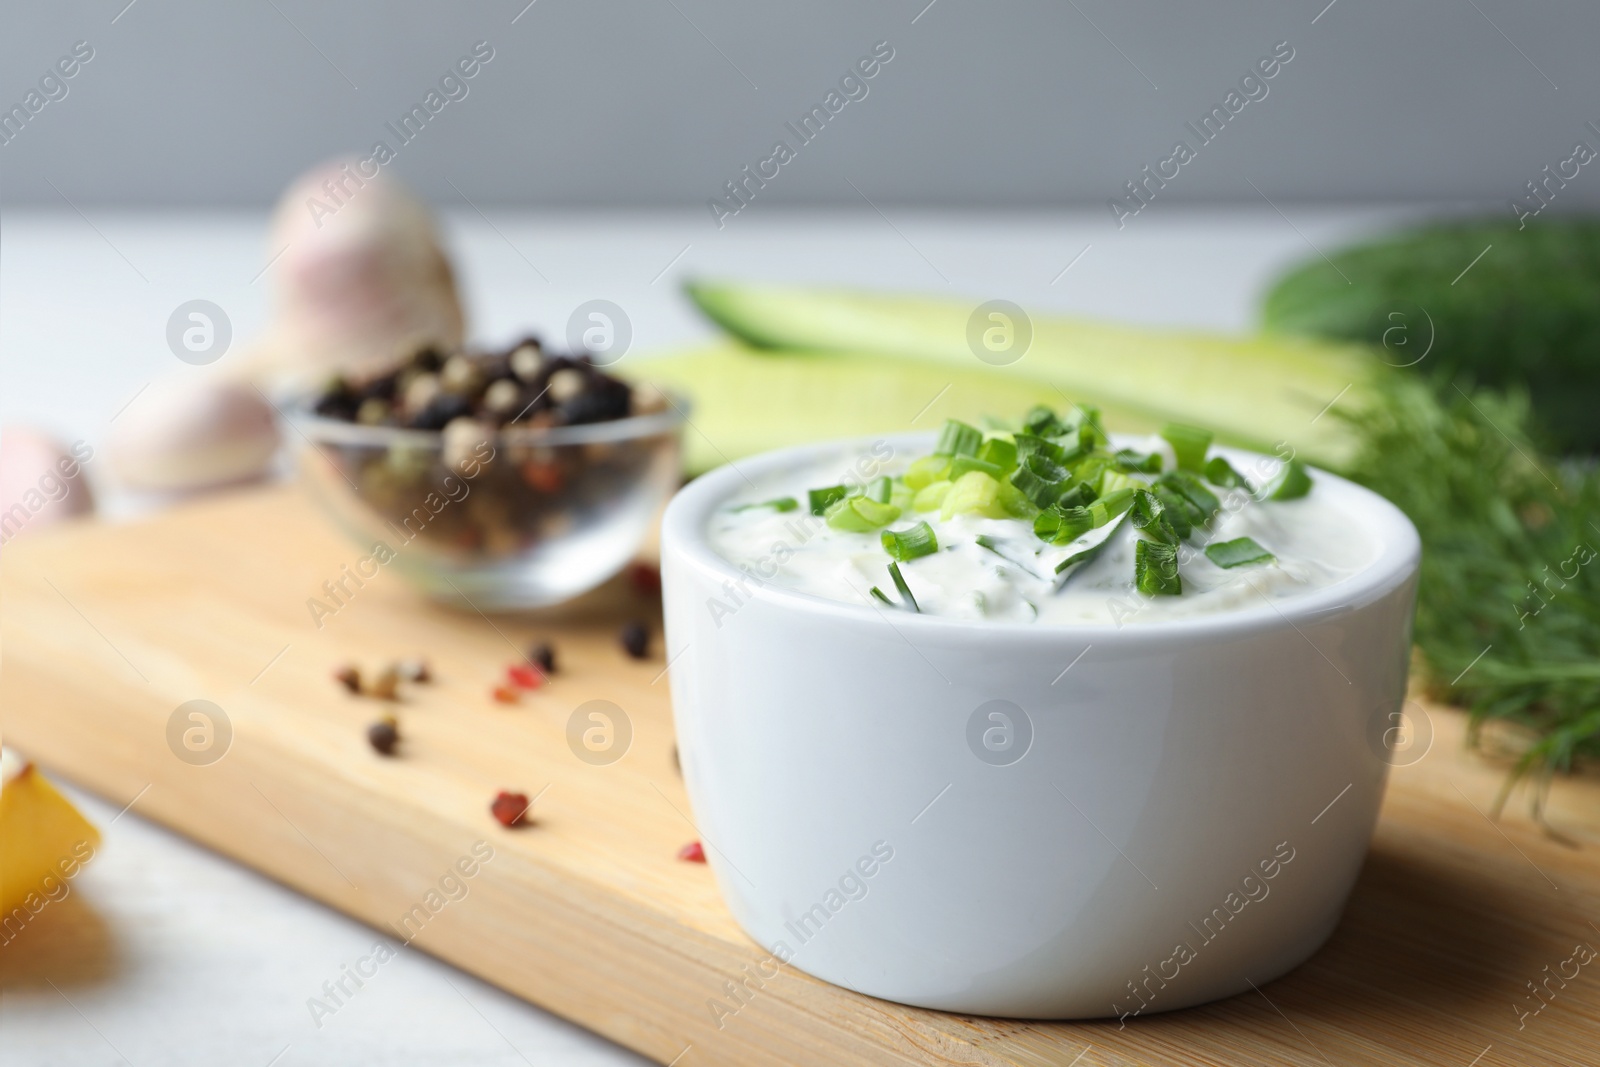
(3, 486, 1597, 1067)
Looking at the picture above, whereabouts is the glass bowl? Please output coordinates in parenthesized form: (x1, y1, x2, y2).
(285, 397, 686, 610)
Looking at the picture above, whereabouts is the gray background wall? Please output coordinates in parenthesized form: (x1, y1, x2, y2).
(1, 0, 1597, 211)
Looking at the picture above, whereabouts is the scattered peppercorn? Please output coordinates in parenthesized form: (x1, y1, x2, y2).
(671, 744, 681, 776)
(678, 841, 706, 863)
(367, 719, 400, 755)
(333, 664, 362, 694)
(491, 790, 531, 827)
(398, 658, 432, 684)
(528, 641, 556, 674)
(628, 562, 662, 595)
(491, 684, 520, 705)
(507, 663, 545, 690)
(620, 621, 649, 660)
(369, 665, 401, 701)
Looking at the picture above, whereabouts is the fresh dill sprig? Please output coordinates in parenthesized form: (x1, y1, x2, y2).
(1342, 373, 1600, 824)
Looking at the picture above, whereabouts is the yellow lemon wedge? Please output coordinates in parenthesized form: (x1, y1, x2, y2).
(0, 746, 100, 929)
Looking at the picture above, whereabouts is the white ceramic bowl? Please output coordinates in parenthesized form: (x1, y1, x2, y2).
(661, 433, 1419, 1019)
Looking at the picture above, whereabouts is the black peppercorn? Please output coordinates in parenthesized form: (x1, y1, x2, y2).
(620, 621, 649, 659)
(314, 382, 361, 421)
(410, 346, 445, 373)
(367, 719, 400, 755)
(409, 391, 472, 431)
(529, 641, 556, 674)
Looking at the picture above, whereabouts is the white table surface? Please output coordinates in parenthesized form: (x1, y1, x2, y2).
(0, 205, 1421, 1065)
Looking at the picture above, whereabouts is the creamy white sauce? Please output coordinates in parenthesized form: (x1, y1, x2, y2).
(707, 437, 1377, 625)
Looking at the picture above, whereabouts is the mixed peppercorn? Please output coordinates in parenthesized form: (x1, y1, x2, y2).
(313, 339, 639, 430)
(306, 339, 670, 562)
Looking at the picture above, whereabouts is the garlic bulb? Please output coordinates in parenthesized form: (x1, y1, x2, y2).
(259, 158, 465, 379)
(0, 427, 95, 542)
(106, 376, 280, 493)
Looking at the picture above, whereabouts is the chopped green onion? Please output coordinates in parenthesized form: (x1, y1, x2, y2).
(1022, 405, 1065, 437)
(1161, 423, 1214, 472)
(1053, 512, 1129, 580)
(1261, 459, 1313, 501)
(975, 534, 1044, 579)
(809, 485, 848, 515)
(1036, 486, 1133, 545)
(1135, 539, 1182, 595)
(1071, 404, 1107, 449)
(1035, 505, 1094, 544)
(1113, 449, 1163, 473)
(1152, 485, 1195, 539)
(887, 561, 919, 612)
(902, 455, 951, 490)
(882, 521, 939, 561)
(1010, 453, 1069, 508)
(1158, 470, 1222, 519)
(1205, 536, 1276, 568)
(802, 399, 1316, 611)
(995, 479, 1039, 518)
(977, 436, 1018, 472)
(1055, 481, 1095, 510)
(912, 480, 952, 511)
(731, 496, 799, 513)
(948, 455, 1004, 481)
(972, 435, 1011, 473)
(940, 471, 1005, 519)
(1204, 456, 1250, 490)
(934, 419, 983, 457)
(1014, 432, 1074, 467)
(1088, 486, 1135, 528)
(1129, 489, 1181, 546)
(825, 495, 901, 531)
(1072, 455, 1113, 494)
(1099, 470, 1140, 496)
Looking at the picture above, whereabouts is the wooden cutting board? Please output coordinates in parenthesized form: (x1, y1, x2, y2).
(4, 486, 1598, 1067)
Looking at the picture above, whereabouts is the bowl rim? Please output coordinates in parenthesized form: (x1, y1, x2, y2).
(280, 390, 689, 448)
(662, 431, 1422, 641)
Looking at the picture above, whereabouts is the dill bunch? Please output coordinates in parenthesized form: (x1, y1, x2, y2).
(1342, 373, 1600, 818)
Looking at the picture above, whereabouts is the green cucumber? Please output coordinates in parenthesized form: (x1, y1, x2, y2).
(622, 343, 1160, 475)
(686, 280, 1370, 469)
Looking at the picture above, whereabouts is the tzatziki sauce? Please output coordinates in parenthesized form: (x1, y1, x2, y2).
(707, 436, 1377, 625)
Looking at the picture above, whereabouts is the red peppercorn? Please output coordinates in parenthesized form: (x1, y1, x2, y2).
(627, 562, 661, 595)
(507, 663, 545, 689)
(491, 685, 519, 704)
(491, 791, 531, 827)
(677, 841, 706, 863)
(522, 460, 564, 493)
